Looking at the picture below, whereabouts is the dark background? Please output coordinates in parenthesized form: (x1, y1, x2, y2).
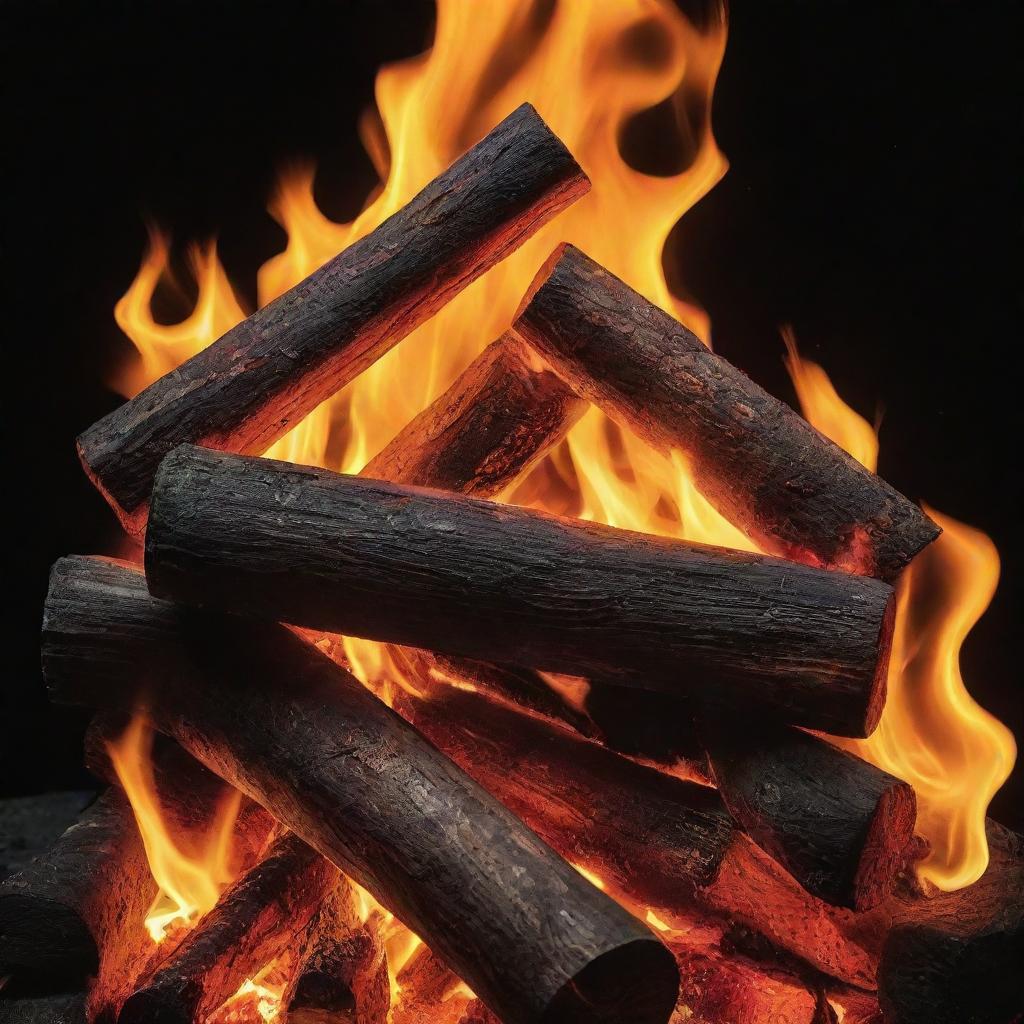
(3, 1, 1020, 828)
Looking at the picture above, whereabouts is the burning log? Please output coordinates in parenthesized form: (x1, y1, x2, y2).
(283, 883, 389, 1024)
(0, 790, 153, 987)
(391, 946, 469, 1024)
(866, 820, 1024, 1024)
(119, 833, 335, 1024)
(43, 556, 680, 1024)
(511, 244, 940, 581)
(0, 992, 86, 1024)
(81, 717, 277, 1024)
(77, 104, 589, 535)
(145, 445, 896, 737)
(364, 333, 586, 497)
(697, 720, 917, 911)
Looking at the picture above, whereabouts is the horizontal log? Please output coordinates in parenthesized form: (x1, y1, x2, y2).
(511, 244, 940, 581)
(146, 445, 896, 736)
(120, 833, 336, 1024)
(77, 104, 589, 535)
(0, 790, 151, 987)
(364, 333, 585, 498)
(43, 556, 679, 1024)
(0, 792, 94, 881)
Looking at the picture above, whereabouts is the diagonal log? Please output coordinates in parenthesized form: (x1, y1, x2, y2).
(42, 555, 679, 1024)
(511, 244, 939, 580)
(77, 104, 588, 534)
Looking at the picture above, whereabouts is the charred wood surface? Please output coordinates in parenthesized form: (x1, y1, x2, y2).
(0, 792, 94, 881)
(285, 881, 390, 1024)
(77, 105, 589, 534)
(699, 721, 917, 911)
(511, 244, 939, 580)
(146, 445, 896, 737)
(120, 833, 335, 1024)
(0, 789, 152, 988)
(364, 334, 585, 498)
(43, 555, 679, 1024)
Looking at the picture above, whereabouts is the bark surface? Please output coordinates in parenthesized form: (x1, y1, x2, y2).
(512, 244, 940, 580)
(146, 445, 896, 736)
(78, 105, 588, 534)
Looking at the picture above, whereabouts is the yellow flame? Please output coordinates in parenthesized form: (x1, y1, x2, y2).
(213, 959, 290, 1023)
(107, 716, 242, 942)
(784, 339, 1016, 888)
(110, 2, 1013, 889)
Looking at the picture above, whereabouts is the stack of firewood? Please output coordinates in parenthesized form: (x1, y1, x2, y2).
(1, 105, 1020, 1024)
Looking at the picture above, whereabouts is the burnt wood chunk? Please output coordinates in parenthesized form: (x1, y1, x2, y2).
(42, 555, 679, 1024)
(511, 244, 940, 580)
(120, 834, 336, 1024)
(77, 105, 589, 535)
(364, 333, 585, 497)
(284, 881, 390, 1024)
(0, 993, 87, 1024)
(699, 721, 917, 911)
(146, 445, 895, 736)
(0, 790, 152, 987)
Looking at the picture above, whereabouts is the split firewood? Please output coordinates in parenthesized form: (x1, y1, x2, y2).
(0, 790, 151, 989)
(364, 333, 586, 497)
(0, 992, 86, 1024)
(511, 244, 940, 581)
(283, 882, 389, 1024)
(77, 104, 589, 535)
(43, 555, 680, 1024)
(145, 445, 896, 737)
(119, 833, 336, 1024)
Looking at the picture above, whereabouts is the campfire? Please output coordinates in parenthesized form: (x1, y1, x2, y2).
(1, 3, 1019, 1024)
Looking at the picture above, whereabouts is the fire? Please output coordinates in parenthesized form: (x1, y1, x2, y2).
(106, 716, 243, 942)
(212, 961, 290, 1024)
(109, 0, 1013, 889)
(783, 340, 1016, 888)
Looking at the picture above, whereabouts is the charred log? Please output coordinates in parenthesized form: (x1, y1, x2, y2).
(0, 992, 86, 1024)
(364, 334, 585, 497)
(0, 790, 152, 987)
(146, 445, 896, 737)
(511, 244, 940, 581)
(120, 833, 335, 1024)
(284, 882, 389, 1024)
(77, 105, 589, 535)
(698, 720, 917, 911)
(43, 555, 679, 1024)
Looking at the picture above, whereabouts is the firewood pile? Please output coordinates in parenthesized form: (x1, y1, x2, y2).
(1, 106, 1020, 1024)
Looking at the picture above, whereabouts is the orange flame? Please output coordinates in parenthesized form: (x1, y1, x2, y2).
(783, 338, 1015, 889)
(106, 716, 242, 942)
(109, 1, 1014, 889)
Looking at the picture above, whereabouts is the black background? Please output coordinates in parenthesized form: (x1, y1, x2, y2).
(3, 1, 1020, 828)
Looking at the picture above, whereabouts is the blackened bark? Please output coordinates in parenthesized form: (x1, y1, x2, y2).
(146, 445, 895, 736)
(511, 244, 940, 581)
(78, 105, 589, 534)
(42, 556, 679, 1024)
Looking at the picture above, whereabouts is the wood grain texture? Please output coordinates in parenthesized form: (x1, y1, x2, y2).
(77, 104, 589, 535)
(120, 833, 335, 1024)
(0, 789, 151, 988)
(511, 244, 940, 581)
(146, 445, 895, 736)
(42, 556, 678, 1024)
(364, 333, 585, 497)
(699, 721, 917, 911)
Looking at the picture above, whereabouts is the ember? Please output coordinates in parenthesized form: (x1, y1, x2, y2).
(2, 2, 1019, 1024)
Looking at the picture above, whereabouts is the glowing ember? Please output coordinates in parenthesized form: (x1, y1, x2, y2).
(107, 716, 242, 942)
(108, 0, 1013, 889)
